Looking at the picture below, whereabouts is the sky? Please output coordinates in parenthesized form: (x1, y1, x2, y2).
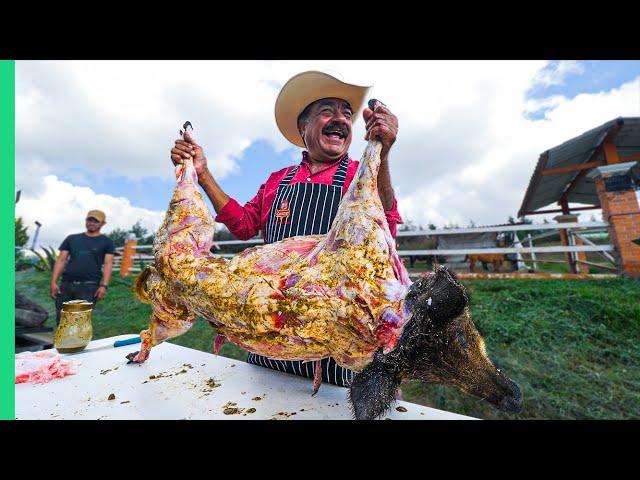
(14, 60, 640, 248)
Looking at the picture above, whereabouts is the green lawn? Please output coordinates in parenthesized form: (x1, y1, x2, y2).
(16, 269, 640, 419)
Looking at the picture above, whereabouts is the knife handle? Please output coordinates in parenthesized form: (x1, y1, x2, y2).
(114, 337, 141, 348)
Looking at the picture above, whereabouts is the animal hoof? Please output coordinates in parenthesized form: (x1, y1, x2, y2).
(126, 351, 140, 364)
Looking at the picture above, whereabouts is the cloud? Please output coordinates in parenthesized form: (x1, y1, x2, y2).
(15, 60, 640, 237)
(531, 60, 586, 88)
(395, 76, 640, 227)
(16, 61, 293, 183)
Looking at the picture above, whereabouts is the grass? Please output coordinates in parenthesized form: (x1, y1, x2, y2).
(16, 269, 640, 419)
(407, 278, 640, 419)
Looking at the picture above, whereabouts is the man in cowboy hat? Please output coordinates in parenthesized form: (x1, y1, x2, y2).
(50, 209, 115, 324)
(170, 70, 402, 388)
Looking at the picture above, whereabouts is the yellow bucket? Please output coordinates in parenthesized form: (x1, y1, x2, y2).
(54, 300, 94, 353)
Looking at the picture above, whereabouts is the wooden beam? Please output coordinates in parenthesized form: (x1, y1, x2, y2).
(575, 260, 617, 271)
(541, 161, 601, 176)
(602, 139, 621, 164)
(560, 148, 603, 204)
(618, 153, 640, 164)
(523, 206, 599, 215)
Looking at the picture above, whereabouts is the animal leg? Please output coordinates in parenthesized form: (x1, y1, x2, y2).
(213, 334, 227, 355)
(311, 360, 323, 396)
(395, 387, 404, 401)
(348, 350, 402, 420)
(126, 308, 196, 364)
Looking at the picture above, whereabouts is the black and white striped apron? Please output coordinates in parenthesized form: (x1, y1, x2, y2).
(247, 155, 355, 387)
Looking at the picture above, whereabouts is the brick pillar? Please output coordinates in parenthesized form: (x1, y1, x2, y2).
(589, 162, 640, 278)
(554, 214, 587, 274)
(120, 237, 138, 276)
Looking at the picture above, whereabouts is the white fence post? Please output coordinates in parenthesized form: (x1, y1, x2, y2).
(527, 233, 538, 272)
(512, 232, 527, 271)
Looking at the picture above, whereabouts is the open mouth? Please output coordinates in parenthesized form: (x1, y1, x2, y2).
(322, 124, 348, 141)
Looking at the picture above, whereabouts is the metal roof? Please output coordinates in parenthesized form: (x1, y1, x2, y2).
(518, 117, 640, 217)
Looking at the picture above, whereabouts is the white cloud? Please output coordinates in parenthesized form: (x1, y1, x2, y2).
(15, 60, 640, 238)
(531, 60, 586, 87)
(395, 76, 640, 227)
(16, 61, 293, 183)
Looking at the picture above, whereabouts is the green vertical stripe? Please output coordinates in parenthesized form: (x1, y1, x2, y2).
(1, 60, 15, 420)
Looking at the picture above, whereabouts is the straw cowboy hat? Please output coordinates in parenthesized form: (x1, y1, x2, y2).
(275, 71, 371, 148)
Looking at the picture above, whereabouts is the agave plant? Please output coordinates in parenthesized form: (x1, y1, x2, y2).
(30, 246, 59, 272)
(15, 249, 36, 271)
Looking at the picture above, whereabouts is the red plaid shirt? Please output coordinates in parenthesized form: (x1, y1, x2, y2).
(215, 153, 403, 241)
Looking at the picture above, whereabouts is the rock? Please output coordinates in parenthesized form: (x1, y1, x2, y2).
(15, 292, 49, 327)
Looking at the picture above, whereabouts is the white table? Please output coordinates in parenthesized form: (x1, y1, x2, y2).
(15, 334, 475, 420)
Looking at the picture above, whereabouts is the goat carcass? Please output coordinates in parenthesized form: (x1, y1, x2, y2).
(128, 121, 523, 419)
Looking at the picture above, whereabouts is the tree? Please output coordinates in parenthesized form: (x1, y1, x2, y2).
(512, 215, 532, 225)
(15, 217, 31, 270)
(130, 221, 148, 239)
(108, 221, 156, 247)
(130, 220, 155, 245)
(106, 227, 129, 248)
(15, 217, 29, 247)
(398, 220, 418, 232)
(443, 221, 460, 230)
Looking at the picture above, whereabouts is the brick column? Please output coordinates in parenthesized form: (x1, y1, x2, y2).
(589, 162, 640, 278)
(554, 214, 587, 274)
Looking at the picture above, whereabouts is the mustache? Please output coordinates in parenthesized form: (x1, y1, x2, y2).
(322, 122, 350, 137)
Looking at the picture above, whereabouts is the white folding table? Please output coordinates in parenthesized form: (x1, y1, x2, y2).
(15, 334, 475, 420)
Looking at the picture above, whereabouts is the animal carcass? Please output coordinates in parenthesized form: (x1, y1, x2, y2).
(128, 121, 523, 419)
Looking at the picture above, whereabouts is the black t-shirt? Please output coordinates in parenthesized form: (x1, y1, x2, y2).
(59, 233, 115, 282)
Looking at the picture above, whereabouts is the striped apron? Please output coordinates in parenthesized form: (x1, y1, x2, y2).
(247, 155, 355, 387)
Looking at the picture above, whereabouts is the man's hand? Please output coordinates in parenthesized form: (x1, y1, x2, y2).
(171, 139, 208, 176)
(363, 102, 398, 157)
(50, 283, 60, 299)
(94, 286, 107, 300)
